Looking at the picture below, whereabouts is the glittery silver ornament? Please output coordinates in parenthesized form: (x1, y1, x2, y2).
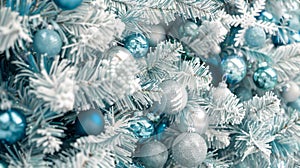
(136, 141, 168, 168)
(159, 80, 188, 115)
(177, 105, 208, 135)
(211, 82, 232, 102)
(281, 81, 300, 103)
(172, 132, 207, 167)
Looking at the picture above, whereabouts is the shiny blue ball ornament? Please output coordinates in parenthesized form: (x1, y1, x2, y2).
(124, 33, 149, 58)
(129, 117, 154, 139)
(244, 26, 266, 48)
(33, 29, 62, 57)
(253, 64, 278, 90)
(221, 55, 247, 84)
(0, 109, 26, 144)
(54, 0, 83, 10)
(75, 109, 105, 136)
(258, 11, 274, 22)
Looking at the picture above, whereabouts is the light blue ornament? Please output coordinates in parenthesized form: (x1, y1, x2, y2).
(253, 64, 277, 90)
(0, 109, 26, 144)
(234, 86, 252, 101)
(244, 26, 266, 48)
(287, 97, 300, 111)
(33, 29, 62, 57)
(179, 21, 199, 38)
(258, 11, 274, 22)
(272, 28, 290, 46)
(129, 117, 154, 139)
(54, 0, 83, 10)
(75, 109, 105, 136)
(124, 33, 149, 58)
(221, 55, 247, 84)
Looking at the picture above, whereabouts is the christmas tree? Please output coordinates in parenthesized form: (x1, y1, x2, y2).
(1, 0, 300, 167)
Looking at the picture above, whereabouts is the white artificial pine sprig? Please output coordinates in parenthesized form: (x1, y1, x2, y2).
(226, 0, 278, 46)
(29, 56, 76, 113)
(0, 7, 31, 57)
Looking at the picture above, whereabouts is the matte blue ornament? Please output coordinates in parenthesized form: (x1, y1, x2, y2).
(54, 0, 83, 10)
(0, 109, 26, 144)
(33, 29, 63, 57)
(253, 64, 278, 90)
(272, 28, 290, 46)
(287, 97, 300, 111)
(221, 55, 247, 84)
(129, 117, 154, 139)
(124, 33, 149, 58)
(75, 109, 105, 136)
(244, 26, 266, 48)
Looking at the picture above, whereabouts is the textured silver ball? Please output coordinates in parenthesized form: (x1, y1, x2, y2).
(281, 81, 300, 102)
(104, 46, 134, 65)
(148, 94, 167, 116)
(136, 141, 168, 168)
(149, 24, 166, 46)
(212, 82, 232, 102)
(159, 80, 188, 115)
(172, 133, 207, 167)
(177, 105, 208, 135)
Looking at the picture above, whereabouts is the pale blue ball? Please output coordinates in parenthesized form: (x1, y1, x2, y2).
(75, 109, 105, 136)
(33, 29, 62, 57)
(287, 97, 300, 111)
(129, 117, 154, 139)
(54, 0, 83, 10)
(253, 66, 277, 90)
(221, 55, 247, 84)
(124, 33, 149, 58)
(244, 26, 266, 48)
(0, 109, 26, 144)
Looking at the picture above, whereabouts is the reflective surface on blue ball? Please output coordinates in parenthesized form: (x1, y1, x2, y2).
(54, 0, 83, 10)
(244, 26, 266, 48)
(287, 97, 300, 111)
(221, 55, 247, 84)
(129, 117, 154, 139)
(0, 109, 26, 144)
(179, 21, 199, 38)
(272, 28, 290, 46)
(124, 33, 149, 58)
(33, 29, 62, 57)
(75, 109, 105, 136)
(253, 66, 277, 90)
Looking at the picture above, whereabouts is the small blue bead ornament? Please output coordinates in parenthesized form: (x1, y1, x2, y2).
(244, 26, 266, 48)
(0, 109, 26, 144)
(54, 0, 83, 10)
(124, 33, 149, 58)
(75, 109, 105, 136)
(221, 55, 247, 84)
(129, 117, 154, 139)
(33, 29, 62, 57)
(253, 63, 278, 90)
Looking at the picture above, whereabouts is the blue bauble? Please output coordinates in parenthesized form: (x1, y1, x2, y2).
(234, 86, 252, 101)
(221, 55, 247, 84)
(244, 26, 266, 48)
(33, 29, 62, 57)
(54, 0, 83, 10)
(129, 117, 154, 139)
(257, 11, 274, 22)
(253, 65, 277, 90)
(124, 33, 149, 58)
(0, 109, 26, 144)
(287, 97, 300, 111)
(179, 21, 199, 38)
(272, 28, 290, 46)
(75, 109, 105, 136)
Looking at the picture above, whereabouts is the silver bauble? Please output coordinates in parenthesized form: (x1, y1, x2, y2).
(159, 80, 188, 115)
(148, 94, 167, 116)
(211, 82, 232, 102)
(149, 24, 166, 46)
(172, 133, 207, 167)
(104, 46, 134, 65)
(281, 81, 300, 102)
(177, 105, 208, 135)
(136, 141, 168, 168)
